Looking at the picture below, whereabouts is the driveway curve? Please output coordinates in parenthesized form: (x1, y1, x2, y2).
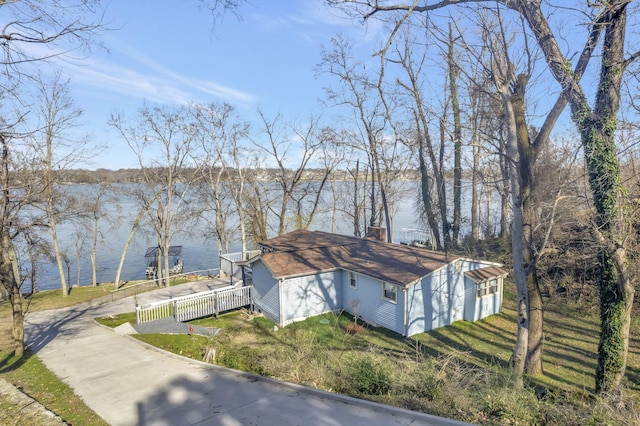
(25, 282, 471, 426)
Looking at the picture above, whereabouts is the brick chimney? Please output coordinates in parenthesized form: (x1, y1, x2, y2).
(366, 226, 387, 242)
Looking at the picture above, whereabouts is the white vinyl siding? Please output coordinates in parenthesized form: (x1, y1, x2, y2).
(251, 260, 281, 325)
(281, 271, 341, 325)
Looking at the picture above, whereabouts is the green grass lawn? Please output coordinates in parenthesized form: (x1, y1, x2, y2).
(0, 283, 133, 425)
(97, 294, 640, 425)
(0, 351, 108, 426)
(4, 281, 640, 425)
(0, 280, 213, 425)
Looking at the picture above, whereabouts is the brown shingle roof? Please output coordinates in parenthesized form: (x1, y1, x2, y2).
(258, 230, 460, 287)
(464, 265, 509, 282)
(259, 229, 357, 252)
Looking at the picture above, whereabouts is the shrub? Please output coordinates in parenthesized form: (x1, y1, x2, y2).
(343, 354, 391, 395)
(483, 386, 540, 425)
(217, 344, 264, 375)
(393, 357, 446, 401)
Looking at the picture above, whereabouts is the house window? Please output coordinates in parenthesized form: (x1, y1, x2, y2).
(382, 282, 397, 303)
(477, 279, 499, 298)
(348, 271, 357, 288)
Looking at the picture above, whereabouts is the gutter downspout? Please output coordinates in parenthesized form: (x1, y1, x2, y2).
(278, 278, 284, 327)
(403, 287, 408, 337)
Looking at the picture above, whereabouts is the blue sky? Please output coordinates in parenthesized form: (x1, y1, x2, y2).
(35, 1, 597, 171)
(49, 1, 381, 169)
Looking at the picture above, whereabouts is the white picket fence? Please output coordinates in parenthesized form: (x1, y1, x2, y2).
(136, 285, 253, 324)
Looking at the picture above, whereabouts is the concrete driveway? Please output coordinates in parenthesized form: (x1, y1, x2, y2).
(25, 281, 471, 426)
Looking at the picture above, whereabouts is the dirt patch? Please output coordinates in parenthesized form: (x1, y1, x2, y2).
(341, 322, 366, 335)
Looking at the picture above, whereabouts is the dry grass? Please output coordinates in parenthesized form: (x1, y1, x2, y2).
(116, 291, 640, 425)
(4, 282, 640, 425)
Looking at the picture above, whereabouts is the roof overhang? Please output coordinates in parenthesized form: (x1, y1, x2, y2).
(464, 265, 509, 283)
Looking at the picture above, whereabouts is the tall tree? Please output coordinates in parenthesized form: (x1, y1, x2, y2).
(331, 0, 639, 393)
(447, 23, 463, 244)
(32, 75, 89, 297)
(111, 104, 201, 288)
(320, 36, 409, 240)
(78, 183, 114, 287)
(0, 0, 103, 354)
(192, 102, 249, 257)
(0, 131, 27, 356)
(251, 111, 329, 236)
(113, 187, 161, 288)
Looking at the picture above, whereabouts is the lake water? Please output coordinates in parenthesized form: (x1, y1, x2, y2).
(32, 180, 500, 291)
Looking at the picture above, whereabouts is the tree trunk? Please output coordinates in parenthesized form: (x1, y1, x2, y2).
(114, 201, 152, 289)
(471, 140, 480, 241)
(503, 103, 528, 388)
(1, 229, 24, 356)
(583, 6, 633, 393)
(418, 135, 442, 249)
(519, 0, 634, 392)
(379, 179, 393, 243)
(511, 74, 545, 375)
(352, 160, 361, 237)
(91, 218, 98, 286)
(49, 213, 69, 297)
(437, 119, 451, 249)
(1, 138, 24, 356)
(449, 23, 462, 244)
(584, 113, 632, 392)
(499, 155, 509, 239)
(494, 64, 529, 387)
(368, 160, 377, 229)
(76, 243, 81, 287)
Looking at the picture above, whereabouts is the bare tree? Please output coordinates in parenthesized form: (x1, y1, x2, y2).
(251, 111, 330, 236)
(30, 74, 91, 297)
(77, 183, 115, 286)
(111, 104, 201, 288)
(0, 0, 104, 357)
(113, 187, 161, 288)
(319, 36, 410, 241)
(330, 0, 639, 393)
(0, 131, 27, 356)
(191, 103, 250, 258)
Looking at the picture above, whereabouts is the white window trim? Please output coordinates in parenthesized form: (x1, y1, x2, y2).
(476, 278, 501, 299)
(382, 281, 397, 304)
(348, 271, 357, 289)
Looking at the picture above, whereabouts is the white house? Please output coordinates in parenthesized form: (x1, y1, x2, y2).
(248, 229, 508, 337)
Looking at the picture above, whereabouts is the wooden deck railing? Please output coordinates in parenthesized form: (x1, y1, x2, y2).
(136, 285, 253, 324)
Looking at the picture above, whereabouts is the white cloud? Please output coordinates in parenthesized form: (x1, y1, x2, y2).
(53, 40, 257, 107)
